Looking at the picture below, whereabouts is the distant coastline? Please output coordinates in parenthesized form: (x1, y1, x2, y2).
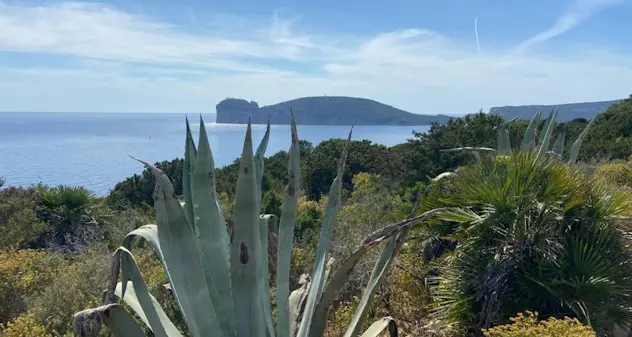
(215, 96, 453, 125)
(489, 98, 624, 121)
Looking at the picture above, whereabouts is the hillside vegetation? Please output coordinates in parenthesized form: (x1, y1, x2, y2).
(215, 96, 454, 125)
(2, 95, 632, 336)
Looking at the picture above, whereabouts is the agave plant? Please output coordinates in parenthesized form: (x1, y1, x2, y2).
(442, 109, 597, 165)
(73, 115, 442, 337)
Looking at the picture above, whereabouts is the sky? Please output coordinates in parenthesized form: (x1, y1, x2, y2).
(0, 0, 631, 114)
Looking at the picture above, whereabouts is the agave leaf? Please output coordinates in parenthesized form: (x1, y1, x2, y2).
(309, 235, 393, 337)
(496, 117, 517, 155)
(441, 147, 495, 161)
(471, 151, 481, 162)
(108, 247, 172, 337)
(277, 112, 301, 337)
(568, 116, 597, 165)
(192, 116, 234, 335)
(359, 317, 398, 337)
(182, 116, 197, 227)
(118, 225, 174, 314)
(536, 109, 558, 156)
(440, 147, 496, 153)
(259, 215, 276, 337)
(359, 207, 448, 246)
(296, 127, 352, 337)
(497, 128, 512, 155)
(114, 281, 182, 337)
(74, 304, 147, 337)
(522, 108, 542, 150)
(121, 225, 163, 264)
(553, 130, 566, 156)
(137, 157, 221, 337)
(289, 274, 311, 337)
(255, 118, 271, 199)
(230, 120, 266, 337)
(343, 229, 407, 337)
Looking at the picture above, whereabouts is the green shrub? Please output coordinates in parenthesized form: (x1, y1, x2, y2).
(101, 207, 153, 250)
(1, 314, 52, 337)
(27, 245, 109, 335)
(0, 250, 65, 323)
(0, 187, 47, 249)
(594, 161, 632, 187)
(482, 311, 595, 337)
(331, 173, 410, 296)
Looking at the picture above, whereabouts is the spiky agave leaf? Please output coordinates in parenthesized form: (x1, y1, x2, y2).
(536, 109, 558, 157)
(182, 116, 197, 227)
(440, 147, 496, 162)
(568, 115, 597, 165)
(104, 247, 181, 337)
(343, 232, 402, 337)
(134, 156, 221, 337)
(496, 117, 517, 155)
(296, 127, 352, 337)
(254, 119, 273, 337)
(191, 116, 235, 335)
(359, 317, 398, 337)
(553, 130, 566, 157)
(259, 215, 276, 337)
(74, 304, 147, 337)
(307, 207, 446, 337)
(521, 108, 542, 151)
(230, 120, 266, 337)
(277, 111, 301, 337)
(113, 281, 182, 337)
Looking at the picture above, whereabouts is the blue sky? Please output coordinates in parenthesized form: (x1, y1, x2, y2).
(0, 0, 631, 114)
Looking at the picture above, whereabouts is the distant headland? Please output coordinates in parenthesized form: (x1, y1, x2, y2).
(215, 95, 626, 125)
(489, 99, 623, 122)
(215, 96, 454, 125)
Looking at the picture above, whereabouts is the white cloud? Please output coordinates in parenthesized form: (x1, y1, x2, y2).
(0, 1, 630, 115)
(513, 0, 625, 54)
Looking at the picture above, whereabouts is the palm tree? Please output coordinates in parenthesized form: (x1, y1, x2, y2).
(423, 151, 632, 334)
(36, 185, 106, 247)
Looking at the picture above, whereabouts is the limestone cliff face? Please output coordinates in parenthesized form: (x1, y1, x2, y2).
(215, 96, 453, 125)
(215, 98, 261, 124)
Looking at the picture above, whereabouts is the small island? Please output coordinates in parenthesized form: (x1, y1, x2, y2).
(215, 96, 454, 125)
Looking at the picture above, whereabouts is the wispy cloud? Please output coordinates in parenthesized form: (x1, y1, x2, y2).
(513, 0, 624, 53)
(0, 2, 329, 73)
(0, 1, 630, 114)
(474, 17, 481, 53)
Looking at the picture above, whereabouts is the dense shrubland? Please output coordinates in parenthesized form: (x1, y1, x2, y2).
(1, 96, 632, 336)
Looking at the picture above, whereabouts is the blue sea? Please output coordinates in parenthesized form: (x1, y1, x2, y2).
(0, 112, 430, 195)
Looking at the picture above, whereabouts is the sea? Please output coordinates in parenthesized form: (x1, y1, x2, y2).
(0, 112, 430, 196)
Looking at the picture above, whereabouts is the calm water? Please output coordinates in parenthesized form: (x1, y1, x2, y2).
(0, 112, 429, 195)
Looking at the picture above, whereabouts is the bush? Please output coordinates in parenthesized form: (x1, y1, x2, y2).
(0, 187, 47, 249)
(27, 245, 110, 335)
(331, 173, 409, 296)
(101, 207, 154, 250)
(0, 250, 65, 323)
(427, 152, 632, 331)
(294, 196, 327, 245)
(482, 311, 595, 337)
(1, 314, 51, 337)
(594, 161, 632, 187)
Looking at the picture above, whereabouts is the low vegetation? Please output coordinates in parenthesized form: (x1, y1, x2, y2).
(1, 96, 632, 336)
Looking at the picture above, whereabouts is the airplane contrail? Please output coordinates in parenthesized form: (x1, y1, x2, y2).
(474, 17, 481, 52)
